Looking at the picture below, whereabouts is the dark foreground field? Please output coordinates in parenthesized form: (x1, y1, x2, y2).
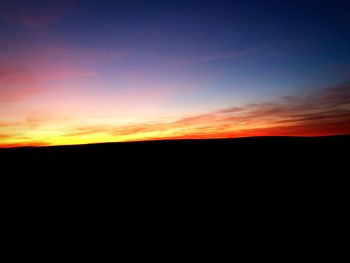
(2, 136, 348, 227)
(1, 135, 349, 171)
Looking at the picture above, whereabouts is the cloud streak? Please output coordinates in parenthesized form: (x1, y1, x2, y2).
(85, 82, 350, 138)
(0, 0, 73, 29)
(1, 82, 349, 147)
(0, 87, 48, 102)
(0, 68, 97, 85)
(174, 49, 254, 66)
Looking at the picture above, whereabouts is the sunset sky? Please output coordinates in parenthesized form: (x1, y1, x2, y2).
(1, 0, 350, 147)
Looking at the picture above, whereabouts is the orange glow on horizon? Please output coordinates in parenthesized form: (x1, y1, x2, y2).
(1, 0, 350, 148)
(1, 82, 349, 148)
(0, 115, 349, 148)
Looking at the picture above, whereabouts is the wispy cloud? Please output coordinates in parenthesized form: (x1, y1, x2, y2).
(0, 43, 124, 87)
(65, 82, 350, 140)
(0, 87, 48, 102)
(0, 44, 113, 103)
(174, 49, 255, 66)
(1, 0, 73, 29)
(0, 68, 97, 85)
(0, 141, 49, 148)
(0, 68, 12, 76)
(16, 13, 60, 29)
(1, 82, 349, 147)
(0, 66, 97, 102)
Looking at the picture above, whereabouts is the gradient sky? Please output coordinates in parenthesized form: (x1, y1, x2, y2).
(1, 0, 350, 147)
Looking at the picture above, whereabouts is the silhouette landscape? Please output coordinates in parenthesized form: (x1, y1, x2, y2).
(1, 135, 348, 167)
(2, 1, 349, 242)
(1, 1, 349, 160)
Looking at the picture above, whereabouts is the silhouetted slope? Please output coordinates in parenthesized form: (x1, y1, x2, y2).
(2, 135, 347, 224)
(1, 136, 348, 170)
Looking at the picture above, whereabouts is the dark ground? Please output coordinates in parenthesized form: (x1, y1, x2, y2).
(1, 135, 348, 171)
(1, 135, 348, 208)
(2, 135, 348, 202)
(1, 135, 348, 236)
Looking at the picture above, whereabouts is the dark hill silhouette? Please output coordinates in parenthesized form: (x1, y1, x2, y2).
(1, 135, 348, 170)
(2, 135, 347, 226)
(1, 135, 348, 201)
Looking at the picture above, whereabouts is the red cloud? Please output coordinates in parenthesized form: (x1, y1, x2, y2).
(16, 14, 59, 29)
(0, 87, 48, 102)
(0, 68, 12, 76)
(174, 49, 255, 66)
(0, 141, 49, 148)
(1, 0, 73, 29)
(0, 43, 123, 89)
(65, 82, 350, 140)
(0, 67, 97, 85)
(1, 82, 349, 147)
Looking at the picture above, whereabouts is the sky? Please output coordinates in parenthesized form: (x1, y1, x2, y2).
(0, 0, 350, 147)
